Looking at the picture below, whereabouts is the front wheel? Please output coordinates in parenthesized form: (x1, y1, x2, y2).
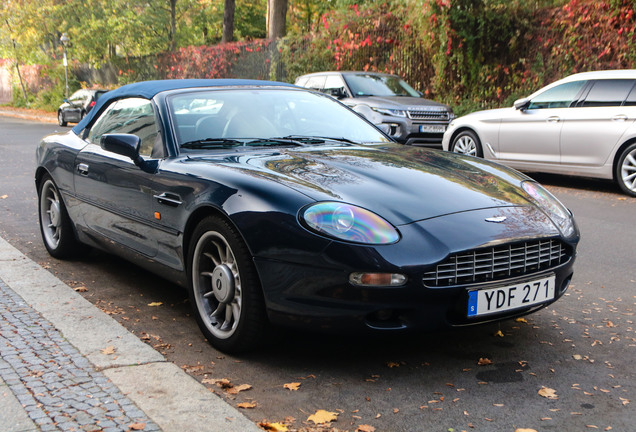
(58, 111, 67, 127)
(451, 130, 483, 157)
(188, 216, 267, 353)
(38, 175, 82, 258)
(615, 142, 636, 197)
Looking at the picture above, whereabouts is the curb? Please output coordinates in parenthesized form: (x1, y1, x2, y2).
(0, 108, 57, 124)
(0, 235, 261, 432)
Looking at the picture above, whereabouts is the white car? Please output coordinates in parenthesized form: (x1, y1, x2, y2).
(442, 70, 636, 196)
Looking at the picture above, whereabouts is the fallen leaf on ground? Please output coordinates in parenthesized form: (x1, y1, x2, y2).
(73, 286, 88, 292)
(147, 302, 163, 307)
(128, 423, 146, 430)
(258, 422, 288, 431)
(0, 195, 7, 199)
(514, 429, 538, 432)
(538, 386, 558, 400)
(386, 361, 400, 368)
(478, 358, 493, 366)
(213, 378, 233, 389)
(573, 354, 583, 360)
(237, 401, 256, 409)
(100, 345, 116, 355)
(515, 317, 528, 323)
(357, 425, 376, 432)
(494, 330, 504, 337)
(283, 382, 300, 391)
(227, 383, 252, 394)
(307, 410, 338, 424)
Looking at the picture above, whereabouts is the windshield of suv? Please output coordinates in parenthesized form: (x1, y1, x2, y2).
(343, 74, 420, 98)
(168, 88, 390, 148)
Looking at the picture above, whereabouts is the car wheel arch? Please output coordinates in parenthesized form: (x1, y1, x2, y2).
(34, 167, 51, 192)
(449, 127, 484, 156)
(612, 137, 636, 181)
(182, 205, 251, 266)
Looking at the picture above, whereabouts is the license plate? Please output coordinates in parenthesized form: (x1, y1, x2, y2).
(467, 275, 555, 318)
(419, 125, 446, 133)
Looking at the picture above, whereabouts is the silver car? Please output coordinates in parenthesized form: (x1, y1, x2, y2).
(295, 71, 453, 147)
(442, 70, 636, 196)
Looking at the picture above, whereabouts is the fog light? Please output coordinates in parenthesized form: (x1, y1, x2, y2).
(349, 272, 407, 287)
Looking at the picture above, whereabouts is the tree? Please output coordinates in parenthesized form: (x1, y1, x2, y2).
(222, 0, 235, 42)
(267, 0, 288, 39)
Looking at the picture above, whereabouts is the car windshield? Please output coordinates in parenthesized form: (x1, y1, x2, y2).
(168, 88, 389, 148)
(343, 74, 420, 97)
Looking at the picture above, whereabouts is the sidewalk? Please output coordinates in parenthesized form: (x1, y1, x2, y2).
(0, 107, 57, 124)
(0, 235, 261, 432)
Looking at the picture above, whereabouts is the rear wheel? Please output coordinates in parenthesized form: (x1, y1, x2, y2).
(451, 130, 483, 157)
(615, 142, 636, 197)
(58, 111, 67, 127)
(38, 175, 82, 258)
(188, 216, 267, 353)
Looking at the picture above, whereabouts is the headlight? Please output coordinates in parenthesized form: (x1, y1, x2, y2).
(370, 107, 407, 117)
(300, 202, 400, 244)
(522, 181, 576, 238)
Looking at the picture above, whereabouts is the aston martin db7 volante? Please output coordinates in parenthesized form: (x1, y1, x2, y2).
(36, 79, 579, 352)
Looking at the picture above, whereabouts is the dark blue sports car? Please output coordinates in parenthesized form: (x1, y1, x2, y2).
(36, 79, 579, 352)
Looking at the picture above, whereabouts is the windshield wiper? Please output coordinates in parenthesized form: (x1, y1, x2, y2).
(310, 136, 357, 144)
(275, 135, 358, 144)
(181, 138, 243, 149)
(245, 138, 304, 147)
(275, 135, 326, 144)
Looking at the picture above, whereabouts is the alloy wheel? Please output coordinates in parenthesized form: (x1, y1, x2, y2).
(620, 147, 636, 194)
(192, 231, 243, 340)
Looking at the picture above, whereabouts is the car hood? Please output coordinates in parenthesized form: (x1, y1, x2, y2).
(348, 96, 450, 110)
(455, 106, 515, 123)
(192, 143, 534, 225)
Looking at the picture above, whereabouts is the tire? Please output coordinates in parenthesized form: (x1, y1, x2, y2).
(38, 175, 82, 258)
(58, 110, 67, 127)
(451, 130, 483, 158)
(615, 142, 636, 197)
(188, 216, 267, 353)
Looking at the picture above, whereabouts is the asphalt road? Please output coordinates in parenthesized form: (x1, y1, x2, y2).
(1, 116, 634, 432)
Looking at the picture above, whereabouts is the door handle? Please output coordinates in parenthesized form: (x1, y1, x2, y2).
(547, 116, 560, 123)
(77, 163, 89, 175)
(153, 192, 182, 207)
(612, 114, 628, 122)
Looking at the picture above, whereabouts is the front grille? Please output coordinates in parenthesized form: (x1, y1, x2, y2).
(422, 239, 571, 287)
(407, 109, 450, 121)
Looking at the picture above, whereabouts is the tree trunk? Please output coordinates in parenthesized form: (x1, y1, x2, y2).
(222, 0, 235, 43)
(267, 0, 288, 39)
(170, 0, 177, 51)
(4, 19, 28, 103)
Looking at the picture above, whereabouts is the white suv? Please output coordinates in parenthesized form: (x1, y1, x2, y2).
(442, 70, 636, 196)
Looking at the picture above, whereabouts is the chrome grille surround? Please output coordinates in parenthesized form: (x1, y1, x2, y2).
(407, 109, 450, 121)
(422, 239, 571, 287)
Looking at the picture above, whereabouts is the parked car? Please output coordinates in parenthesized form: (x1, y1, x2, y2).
(58, 89, 108, 127)
(443, 70, 636, 196)
(295, 71, 454, 146)
(36, 79, 579, 353)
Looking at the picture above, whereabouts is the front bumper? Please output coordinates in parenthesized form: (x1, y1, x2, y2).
(254, 206, 578, 333)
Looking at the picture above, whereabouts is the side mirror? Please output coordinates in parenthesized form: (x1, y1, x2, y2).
(328, 87, 347, 99)
(101, 133, 158, 173)
(101, 133, 141, 160)
(514, 97, 530, 111)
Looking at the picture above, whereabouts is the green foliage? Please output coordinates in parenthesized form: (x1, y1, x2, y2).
(2, 0, 636, 117)
(280, 0, 636, 115)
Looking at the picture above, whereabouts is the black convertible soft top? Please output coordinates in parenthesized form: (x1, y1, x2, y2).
(71, 78, 295, 135)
